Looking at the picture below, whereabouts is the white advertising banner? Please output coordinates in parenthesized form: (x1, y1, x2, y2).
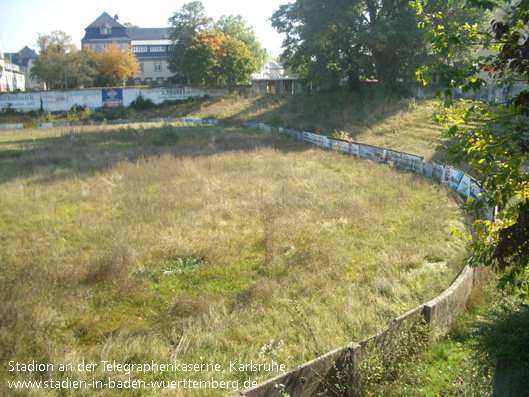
(0, 92, 41, 112)
(443, 166, 483, 200)
(67, 89, 102, 110)
(124, 86, 230, 106)
(41, 92, 69, 112)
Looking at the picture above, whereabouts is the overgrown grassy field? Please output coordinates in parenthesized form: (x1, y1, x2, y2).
(1, 122, 468, 394)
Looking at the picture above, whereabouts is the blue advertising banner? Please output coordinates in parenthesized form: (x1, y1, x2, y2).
(102, 89, 123, 108)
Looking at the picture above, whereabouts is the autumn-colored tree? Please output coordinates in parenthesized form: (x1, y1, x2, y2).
(182, 31, 257, 86)
(89, 44, 140, 87)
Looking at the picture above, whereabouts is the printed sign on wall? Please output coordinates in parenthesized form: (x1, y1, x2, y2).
(0, 93, 40, 112)
(444, 166, 464, 191)
(102, 89, 123, 108)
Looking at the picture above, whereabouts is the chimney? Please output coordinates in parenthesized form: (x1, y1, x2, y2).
(114, 14, 119, 21)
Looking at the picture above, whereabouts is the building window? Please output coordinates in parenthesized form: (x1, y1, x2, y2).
(132, 46, 148, 52)
(154, 62, 162, 72)
(100, 27, 111, 35)
(150, 46, 165, 52)
(157, 78, 164, 86)
(134, 79, 141, 86)
(139, 62, 144, 72)
(145, 78, 152, 86)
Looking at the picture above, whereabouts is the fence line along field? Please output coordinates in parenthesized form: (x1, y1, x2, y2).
(0, 123, 469, 395)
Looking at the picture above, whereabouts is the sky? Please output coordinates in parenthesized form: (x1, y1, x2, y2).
(0, 0, 287, 57)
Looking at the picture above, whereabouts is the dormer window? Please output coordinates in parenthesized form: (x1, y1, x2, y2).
(100, 25, 112, 35)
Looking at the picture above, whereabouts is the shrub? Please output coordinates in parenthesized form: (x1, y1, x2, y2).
(129, 94, 156, 110)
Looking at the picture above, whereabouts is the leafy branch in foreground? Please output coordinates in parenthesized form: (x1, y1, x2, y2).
(415, 0, 529, 297)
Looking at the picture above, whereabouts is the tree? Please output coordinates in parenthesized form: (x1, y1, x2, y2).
(218, 34, 258, 84)
(214, 15, 267, 71)
(66, 50, 98, 88)
(182, 32, 257, 86)
(182, 32, 221, 86)
(416, 0, 529, 296)
(271, 0, 489, 89)
(31, 31, 78, 89)
(168, 1, 213, 81)
(89, 44, 140, 87)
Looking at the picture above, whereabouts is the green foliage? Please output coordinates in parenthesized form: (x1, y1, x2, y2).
(182, 32, 220, 86)
(167, 1, 214, 81)
(268, 115, 285, 128)
(217, 35, 258, 84)
(214, 14, 267, 71)
(136, 257, 206, 280)
(3, 103, 16, 116)
(332, 129, 352, 141)
(320, 318, 432, 396)
(168, 2, 264, 85)
(162, 257, 206, 275)
(150, 123, 180, 146)
(355, 320, 431, 395)
(271, 0, 489, 89)
(473, 294, 529, 393)
(31, 31, 97, 89)
(182, 32, 257, 86)
(416, 0, 529, 297)
(129, 94, 156, 110)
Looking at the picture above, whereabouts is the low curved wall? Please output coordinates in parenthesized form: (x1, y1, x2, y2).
(0, 117, 492, 395)
(239, 265, 488, 397)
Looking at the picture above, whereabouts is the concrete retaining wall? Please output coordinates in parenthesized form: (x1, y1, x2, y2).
(276, 127, 489, 211)
(0, 116, 492, 395)
(423, 266, 474, 338)
(411, 82, 529, 102)
(239, 266, 488, 397)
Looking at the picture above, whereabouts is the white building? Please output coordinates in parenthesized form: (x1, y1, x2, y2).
(0, 36, 26, 92)
(253, 60, 284, 80)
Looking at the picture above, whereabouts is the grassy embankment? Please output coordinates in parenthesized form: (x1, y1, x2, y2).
(1, 89, 449, 162)
(0, 92, 471, 395)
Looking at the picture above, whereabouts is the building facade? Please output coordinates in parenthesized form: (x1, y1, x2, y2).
(251, 60, 299, 94)
(81, 12, 173, 86)
(4, 46, 41, 91)
(0, 36, 27, 92)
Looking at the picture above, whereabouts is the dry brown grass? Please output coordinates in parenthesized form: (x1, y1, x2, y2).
(0, 123, 469, 395)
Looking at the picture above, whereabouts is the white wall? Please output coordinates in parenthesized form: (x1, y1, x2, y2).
(0, 86, 229, 112)
(123, 86, 228, 106)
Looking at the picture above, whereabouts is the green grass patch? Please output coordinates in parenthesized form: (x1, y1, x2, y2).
(354, 278, 529, 396)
